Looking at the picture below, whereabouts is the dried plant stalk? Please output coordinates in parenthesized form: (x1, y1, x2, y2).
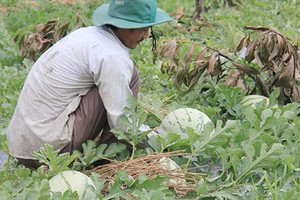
(90, 151, 204, 197)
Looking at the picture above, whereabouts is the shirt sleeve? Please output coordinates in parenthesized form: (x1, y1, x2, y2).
(92, 54, 134, 131)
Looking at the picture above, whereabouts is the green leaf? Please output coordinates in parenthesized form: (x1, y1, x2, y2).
(199, 189, 240, 200)
(186, 120, 236, 166)
(105, 171, 134, 200)
(148, 135, 163, 152)
(111, 95, 151, 158)
(236, 143, 284, 183)
(103, 143, 127, 158)
(89, 172, 105, 199)
(33, 144, 79, 173)
(196, 179, 208, 196)
(74, 141, 127, 170)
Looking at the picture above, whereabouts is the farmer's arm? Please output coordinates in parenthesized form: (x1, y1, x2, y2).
(92, 55, 137, 131)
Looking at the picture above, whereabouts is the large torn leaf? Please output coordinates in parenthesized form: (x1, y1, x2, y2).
(17, 16, 86, 61)
(236, 143, 283, 183)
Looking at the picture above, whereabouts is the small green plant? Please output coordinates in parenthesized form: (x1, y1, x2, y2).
(33, 144, 79, 174)
(73, 140, 127, 170)
(111, 96, 152, 159)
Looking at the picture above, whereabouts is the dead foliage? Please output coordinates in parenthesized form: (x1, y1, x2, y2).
(235, 26, 300, 103)
(89, 151, 204, 198)
(169, 4, 213, 34)
(192, 0, 241, 19)
(156, 26, 300, 104)
(158, 40, 224, 92)
(16, 14, 86, 61)
(170, 1, 241, 40)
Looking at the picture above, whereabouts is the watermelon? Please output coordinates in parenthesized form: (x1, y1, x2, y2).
(159, 157, 186, 185)
(240, 95, 269, 108)
(49, 170, 96, 199)
(158, 108, 213, 139)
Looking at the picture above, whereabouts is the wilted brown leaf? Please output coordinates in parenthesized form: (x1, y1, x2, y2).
(256, 35, 270, 64)
(213, 56, 223, 76)
(155, 24, 300, 103)
(73, 13, 87, 30)
(281, 52, 291, 63)
(237, 78, 247, 90)
(256, 76, 270, 97)
(42, 19, 59, 34)
(254, 51, 264, 69)
(194, 59, 209, 70)
(297, 50, 300, 81)
(18, 17, 85, 61)
(287, 43, 298, 57)
(244, 26, 270, 32)
(183, 45, 195, 63)
(195, 48, 208, 61)
(187, 65, 205, 91)
(295, 68, 300, 81)
(202, 50, 223, 77)
(265, 34, 275, 52)
(206, 53, 217, 75)
(234, 35, 249, 53)
(268, 44, 279, 62)
(160, 39, 178, 59)
(232, 61, 259, 75)
(160, 60, 178, 76)
(291, 85, 300, 103)
(53, 22, 70, 42)
(276, 34, 286, 55)
(245, 39, 258, 62)
(277, 56, 296, 88)
(19, 35, 27, 57)
(174, 68, 186, 90)
(35, 23, 46, 33)
(298, 50, 300, 67)
(20, 32, 50, 60)
(224, 70, 240, 86)
(175, 6, 184, 20)
(26, 33, 44, 51)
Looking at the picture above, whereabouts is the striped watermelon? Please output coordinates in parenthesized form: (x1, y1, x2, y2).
(159, 157, 186, 185)
(158, 108, 212, 139)
(49, 170, 96, 199)
(240, 95, 269, 108)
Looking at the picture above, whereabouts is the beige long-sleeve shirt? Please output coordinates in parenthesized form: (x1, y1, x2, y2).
(7, 26, 148, 159)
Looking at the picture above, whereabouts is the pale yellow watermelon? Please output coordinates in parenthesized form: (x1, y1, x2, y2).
(49, 170, 96, 199)
(159, 157, 186, 185)
(158, 108, 212, 138)
(240, 95, 269, 108)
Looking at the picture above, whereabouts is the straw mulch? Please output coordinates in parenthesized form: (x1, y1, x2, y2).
(90, 151, 204, 197)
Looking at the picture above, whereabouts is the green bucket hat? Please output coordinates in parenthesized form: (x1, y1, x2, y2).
(92, 0, 173, 29)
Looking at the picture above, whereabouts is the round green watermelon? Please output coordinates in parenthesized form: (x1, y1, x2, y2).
(240, 95, 269, 108)
(49, 170, 96, 199)
(158, 108, 213, 138)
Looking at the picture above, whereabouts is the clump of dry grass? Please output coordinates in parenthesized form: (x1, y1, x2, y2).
(90, 151, 205, 197)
